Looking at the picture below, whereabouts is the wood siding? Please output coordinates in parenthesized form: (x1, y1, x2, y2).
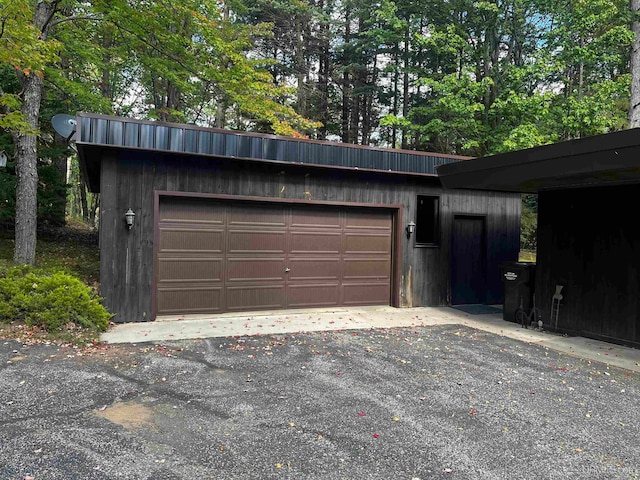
(100, 151, 521, 322)
(537, 186, 640, 347)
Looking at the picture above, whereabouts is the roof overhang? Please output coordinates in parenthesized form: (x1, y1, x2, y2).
(74, 112, 468, 193)
(436, 128, 640, 193)
(76, 142, 442, 194)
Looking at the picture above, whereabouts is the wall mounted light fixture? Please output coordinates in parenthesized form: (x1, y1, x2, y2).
(406, 221, 416, 238)
(125, 208, 136, 229)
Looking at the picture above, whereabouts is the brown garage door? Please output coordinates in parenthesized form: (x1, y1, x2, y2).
(155, 196, 393, 316)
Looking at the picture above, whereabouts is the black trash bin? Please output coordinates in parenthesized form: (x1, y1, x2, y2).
(499, 262, 536, 322)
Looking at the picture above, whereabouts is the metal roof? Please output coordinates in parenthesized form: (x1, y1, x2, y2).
(75, 112, 469, 192)
(437, 128, 640, 193)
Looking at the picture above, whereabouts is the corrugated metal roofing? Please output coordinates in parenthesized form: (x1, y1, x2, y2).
(76, 112, 469, 176)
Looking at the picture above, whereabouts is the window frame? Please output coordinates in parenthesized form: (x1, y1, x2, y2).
(414, 194, 441, 247)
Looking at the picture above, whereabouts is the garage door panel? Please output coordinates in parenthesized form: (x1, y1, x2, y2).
(228, 205, 286, 226)
(157, 286, 223, 314)
(158, 258, 223, 282)
(290, 231, 341, 254)
(159, 198, 225, 224)
(344, 233, 391, 254)
(227, 230, 286, 253)
(287, 258, 340, 281)
(287, 284, 340, 307)
(226, 285, 286, 310)
(291, 208, 341, 229)
(345, 211, 392, 230)
(159, 228, 224, 253)
(227, 258, 286, 281)
(343, 258, 390, 280)
(342, 283, 390, 305)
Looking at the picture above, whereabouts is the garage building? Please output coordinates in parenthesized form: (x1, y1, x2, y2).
(76, 112, 521, 323)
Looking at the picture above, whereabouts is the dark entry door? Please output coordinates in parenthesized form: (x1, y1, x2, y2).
(451, 215, 486, 305)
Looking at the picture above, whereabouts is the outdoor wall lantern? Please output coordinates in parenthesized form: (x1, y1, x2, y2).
(406, 221, 416, 238)
(0, 151, 7, 168)
(125, 208, 136, 229)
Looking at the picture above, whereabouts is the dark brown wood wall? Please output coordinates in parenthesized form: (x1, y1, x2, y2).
(100, 151, 521, 322)
(537, 186, 640, 347)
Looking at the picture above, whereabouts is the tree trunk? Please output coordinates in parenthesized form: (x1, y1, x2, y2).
(392, 51, 399, 148)
(13, 0, 57, 265)
(12, 76, 40, 264)
(89, 193, 99, 228)
(401, 24, 410, 150)
(295, 18, 307, 118)
(317, 0, 330, 140)
(630, 0, 640, 127)
(215, 94, 226, 128)
(341, 4, 351, 143)
(80, 181, 89, 223)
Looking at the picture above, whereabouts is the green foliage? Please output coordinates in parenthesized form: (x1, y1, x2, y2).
(0, 266, 111, 332)
(0, 169, 15, 223)
(0, 161, 67, 225)
(37, 164, 67, 225)
(0, 0, 61, 134)
(520, 194, 538, 251)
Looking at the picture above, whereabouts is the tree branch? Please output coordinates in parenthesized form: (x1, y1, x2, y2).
(42, 0, 62, 34)
(49, 15, 102, 29)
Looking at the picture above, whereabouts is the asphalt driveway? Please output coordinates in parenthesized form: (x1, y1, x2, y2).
(1, 323, 639, 479)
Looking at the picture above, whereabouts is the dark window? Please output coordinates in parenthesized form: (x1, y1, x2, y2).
(416, 195, 439, 245)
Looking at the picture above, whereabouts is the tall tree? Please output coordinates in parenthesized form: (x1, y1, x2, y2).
(542, 0, 631, 140)
(630, 0, 640, 126)
(1, 0, 319, 265)
(1, 0, 60, 265)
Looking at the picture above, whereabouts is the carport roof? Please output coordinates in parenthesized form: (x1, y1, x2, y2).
(436, 128, 640, 193)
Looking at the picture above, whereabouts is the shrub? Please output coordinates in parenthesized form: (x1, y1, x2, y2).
(0, 266, 111, 332)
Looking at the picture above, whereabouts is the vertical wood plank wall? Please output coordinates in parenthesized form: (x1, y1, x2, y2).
(537, 186, 640, 347)
(100, 152, 521, 322)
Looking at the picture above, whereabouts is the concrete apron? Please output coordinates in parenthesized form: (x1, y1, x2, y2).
(100, 306, 640, 374)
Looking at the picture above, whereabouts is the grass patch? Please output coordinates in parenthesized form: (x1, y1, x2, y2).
(519, 250, 536, 263)
(0, 224, 99, 286)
